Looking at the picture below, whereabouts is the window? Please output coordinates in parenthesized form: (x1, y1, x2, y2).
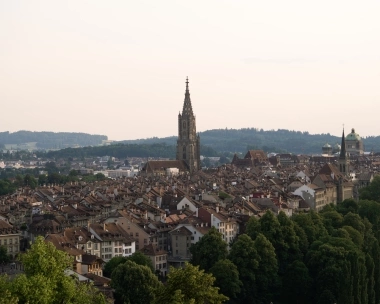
(94, 244, 98, 250)
(136, 232, 139, 237)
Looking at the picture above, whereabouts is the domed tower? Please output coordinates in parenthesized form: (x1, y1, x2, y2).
(322, 143, 332, 155)
(332, 143, 341, 154)
(346, 128, 364, 155)
(176, 77, 201, 173)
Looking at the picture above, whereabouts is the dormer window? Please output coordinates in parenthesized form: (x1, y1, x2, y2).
(78, 236, 83, 241)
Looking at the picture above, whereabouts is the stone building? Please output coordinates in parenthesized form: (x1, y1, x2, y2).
(346, 128, 364, 155)
(141, 78, 201, 176)
(0, 219, 21, 259)
(176, 77, 201, 173)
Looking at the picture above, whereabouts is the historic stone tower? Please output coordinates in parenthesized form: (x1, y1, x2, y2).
(339, 128, 349, 175)
(176, 77, 201, 173)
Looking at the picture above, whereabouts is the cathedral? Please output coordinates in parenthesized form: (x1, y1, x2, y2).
(141, 78, 200, 176)
(176, 77, 201, 173)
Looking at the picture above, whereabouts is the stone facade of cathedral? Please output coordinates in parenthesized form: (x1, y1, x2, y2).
(176, 78, 201, 173)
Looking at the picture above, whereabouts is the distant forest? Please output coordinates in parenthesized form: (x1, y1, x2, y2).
(43, 143, 219, 159)
(120, 128, 380, 155)
(0, 131, 107, 149)
(3, 128, 380, 158)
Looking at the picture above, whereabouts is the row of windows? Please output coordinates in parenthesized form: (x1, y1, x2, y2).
(155, 255, 166, 262)
(0, 238, 18, 245)
(156, 263, 167, 270)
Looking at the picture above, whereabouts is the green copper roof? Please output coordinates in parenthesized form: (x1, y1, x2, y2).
(346, 128, 361, 141)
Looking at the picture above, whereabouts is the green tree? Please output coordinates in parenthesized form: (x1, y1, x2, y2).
(292, 211, 327, 245)
(253, 233, 279, 303)
(228, 234, 259, 303)
(209, 259, 242, 300)
(44, 161, 59, 174)
(95, 172, 106, 181)
(0, 245, 10, 263)
(126, 251, 154, 272)
(190, 227, 228, 271)
(111, 260, 161, 304)
(154, 263, 228, 304)
(103, 256, 127, 277)
(69, 169, 78, 176)
(245, 216, 261, 240)
(11, 236, 105, 304)
(281, 260, 312, 304)
(0, 275, 18, 304)
(358, 200, 380, 241)
(320, 210, 344, 235)
(37, 174, 48, 186)
(277, 211, 302, 270)
(359, 176, 380, 202)
(23, 174, 37, 189)
(337, 198, 359, 215)
(0, 179, 16, 195)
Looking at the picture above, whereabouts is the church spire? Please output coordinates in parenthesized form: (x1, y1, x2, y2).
(182, 76, 193, 116)
(340, 128, 346, 159)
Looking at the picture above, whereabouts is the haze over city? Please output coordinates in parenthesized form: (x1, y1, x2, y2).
(1, 0, 379, 141)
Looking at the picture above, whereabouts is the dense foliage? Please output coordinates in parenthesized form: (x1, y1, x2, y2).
(119, 128, 380, 154)
(188, 196, 380, 304)
(41, 143, 220, 159)
(109, 260, 227, 304)
(0, 236, 106, 304)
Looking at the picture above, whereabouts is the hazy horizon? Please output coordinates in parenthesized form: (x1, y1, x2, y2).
(1, 1, 379, 141)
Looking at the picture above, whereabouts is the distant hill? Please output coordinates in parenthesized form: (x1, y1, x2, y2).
(0, 131, 107, 150)
(119, 128, 380, 154)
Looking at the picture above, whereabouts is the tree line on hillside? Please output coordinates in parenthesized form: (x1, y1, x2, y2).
(101, 177, 380, 304)
(0, 131, 107, 150)
(120, 128, 380, 154)
(41, 143, 221, 159)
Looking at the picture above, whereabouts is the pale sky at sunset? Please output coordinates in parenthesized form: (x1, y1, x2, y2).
(1, 0, 379, 141)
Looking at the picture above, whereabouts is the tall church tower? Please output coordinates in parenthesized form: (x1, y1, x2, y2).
(339, 128, 349, 175)
(176, 77, 201, 173)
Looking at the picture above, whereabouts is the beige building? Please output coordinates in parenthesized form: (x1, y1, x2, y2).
(140, 243, 168, 276)
(346, 128, 364, 155)
(0, 219, 21, 259)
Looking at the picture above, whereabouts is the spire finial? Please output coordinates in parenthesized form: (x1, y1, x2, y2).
(186, 77, 189, 91)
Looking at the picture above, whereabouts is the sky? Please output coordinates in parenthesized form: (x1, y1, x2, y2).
(1, 0, 379, 141)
